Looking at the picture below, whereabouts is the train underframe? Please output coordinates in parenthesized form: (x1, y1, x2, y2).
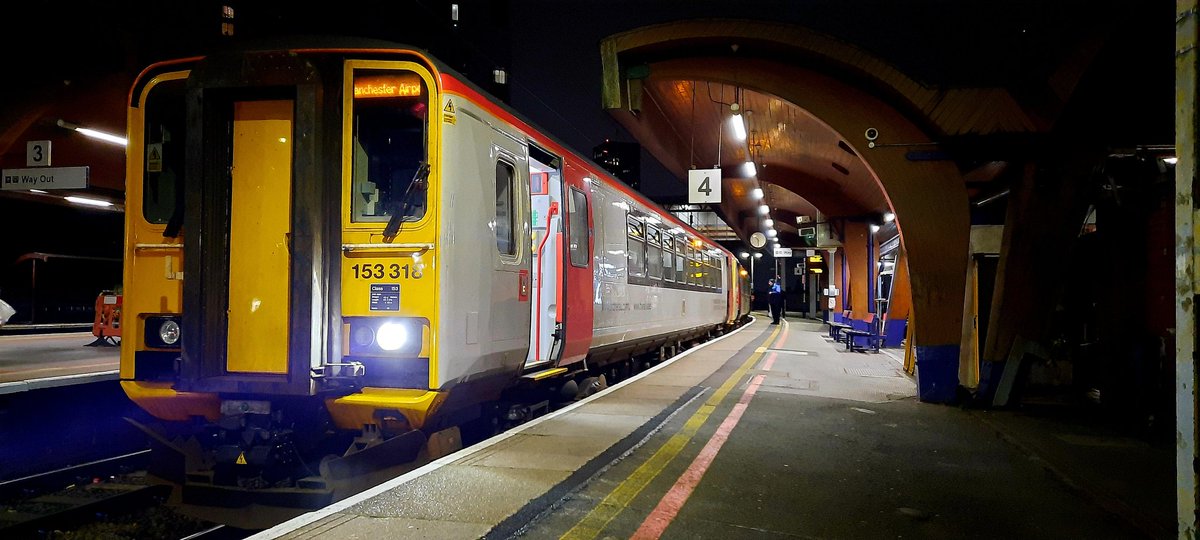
(131, 319, 746, 509)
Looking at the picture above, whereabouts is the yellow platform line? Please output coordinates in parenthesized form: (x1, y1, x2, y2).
(561, 322, 784, 540)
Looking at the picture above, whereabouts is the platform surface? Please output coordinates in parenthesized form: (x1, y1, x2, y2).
(0, 332, 119, 393)
(256, 316, 1158, 539)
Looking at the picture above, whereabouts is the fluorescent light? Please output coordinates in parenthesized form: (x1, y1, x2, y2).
(731, 113, 747, 141)
(739, 252, 749, 259)
(65, 196, 113, 207)
(869, 224, 880, 233)
(57, 120, 126, 146)
(744, 161, 757, 177)
(766, 229, 777, 237)
(29, 189, 48, 194)
(758, 204, 769, 215)
(883, 212, 895, 222)
(751, 187, 763, 200)
(1165, 156, 1179, 165)
(764, 218, 774, 227)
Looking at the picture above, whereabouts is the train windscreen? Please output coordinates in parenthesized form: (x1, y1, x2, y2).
(350, 70, 430, 223)
(142, 78, 187, 225)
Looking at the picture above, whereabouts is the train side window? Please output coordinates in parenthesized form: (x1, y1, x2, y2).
(687, 244, 699, 286)
(568, 187, 589, 267)
(626, 216, 646, 279)
(142, 77, 187, 224)
(675, 236, 687, 283)
(646, 226, 662, 280)
(662, 236, 675, 282)
(350, 70, 429, 224)
(495, 160, 517, 255)
(701, 253, 711, 289)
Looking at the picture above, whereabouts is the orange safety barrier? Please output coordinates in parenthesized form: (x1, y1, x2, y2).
(90, 291, 122, 346)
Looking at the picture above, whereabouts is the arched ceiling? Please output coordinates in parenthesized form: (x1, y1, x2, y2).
(598, 18, 1102, 251)
(639, 77, 886, 236)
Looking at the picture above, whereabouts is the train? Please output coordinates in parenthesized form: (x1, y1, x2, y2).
(118, 39, 750, 504)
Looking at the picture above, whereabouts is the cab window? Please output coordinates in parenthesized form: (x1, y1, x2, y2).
(142, 78, 187, 224)
(351, 70, 429, 223)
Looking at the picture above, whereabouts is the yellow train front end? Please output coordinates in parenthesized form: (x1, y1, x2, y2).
(118, 49, 449, 501)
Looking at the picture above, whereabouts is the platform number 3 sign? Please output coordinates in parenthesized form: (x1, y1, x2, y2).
(687, 168, 722, 204)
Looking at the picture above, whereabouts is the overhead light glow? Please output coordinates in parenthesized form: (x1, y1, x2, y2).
(29, 189, 48, 194)
(751, 187, 763, 200)
(766, 229, 777, 237)
(869, 224, 880, 234)
(65, 196, 113, 207)
(731, 112, 747, 141)
(883, 212, 895, 222)
(57, 119, 126, 146)
(764, 218, 774, 227)
(1165, 156, 1179, 165)
(744, 161, 757, 177)
(739, 252, 749, 259)
(758, 204, 770, 215)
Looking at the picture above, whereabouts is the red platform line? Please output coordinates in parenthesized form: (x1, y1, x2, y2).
(631, 351, 777, 540)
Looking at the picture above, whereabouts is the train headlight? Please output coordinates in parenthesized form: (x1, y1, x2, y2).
(352, 325, 376, 349)
(345, 317, 426, 357)
(144, 315, 182, 349)
(376, 322, 407, 351)
(159, 320, 181, 345)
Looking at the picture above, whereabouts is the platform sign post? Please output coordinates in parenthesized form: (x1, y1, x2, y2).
(687, 168, 721, 204)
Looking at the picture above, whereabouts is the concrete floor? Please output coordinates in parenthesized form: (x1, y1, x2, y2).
(521, 318, 1155, 539)
(263, 315, 1169, 539)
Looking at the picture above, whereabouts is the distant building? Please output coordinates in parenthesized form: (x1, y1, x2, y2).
(593, 140, 640, 190)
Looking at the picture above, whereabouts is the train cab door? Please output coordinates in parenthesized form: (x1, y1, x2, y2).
(525, 146, 565, 369)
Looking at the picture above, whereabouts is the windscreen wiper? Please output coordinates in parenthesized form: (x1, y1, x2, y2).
(383, 161, 430, 241)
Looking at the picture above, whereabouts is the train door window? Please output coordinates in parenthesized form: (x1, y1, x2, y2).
(568, 187, 589, 267)
(495, 160, 517, 255)
(350, 70, 429, 223)
(142, 76, 187, 224)
(663, 236, 675, 282)
(626, 216, 646, 279)
(646, 226, 662, 280)
(675, 236, 687, 283)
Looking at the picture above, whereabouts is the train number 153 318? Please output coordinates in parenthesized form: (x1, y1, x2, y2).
(351, 262, 423, 280)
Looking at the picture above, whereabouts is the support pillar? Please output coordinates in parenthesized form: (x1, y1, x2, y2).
(1176, 1, 1197, 535)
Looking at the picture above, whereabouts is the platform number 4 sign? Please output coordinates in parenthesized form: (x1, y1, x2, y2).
(687, 168, 722, 204)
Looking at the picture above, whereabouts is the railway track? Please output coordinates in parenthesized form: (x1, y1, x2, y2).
(0, 450, 243, 539)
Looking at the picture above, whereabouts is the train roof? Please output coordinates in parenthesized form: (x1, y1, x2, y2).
(131, 36, 735, 259)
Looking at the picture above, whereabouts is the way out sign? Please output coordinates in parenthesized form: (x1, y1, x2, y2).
(687, 168, 721, 204)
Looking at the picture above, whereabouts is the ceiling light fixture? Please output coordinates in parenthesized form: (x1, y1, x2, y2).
(65, 196, 113, 207)
(751, 187, 763, 200)
(744, 161, 757, 177)
(764, 218, 774, 227)
(883, 212, 895, 222)
(758, 204, 770, 215)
